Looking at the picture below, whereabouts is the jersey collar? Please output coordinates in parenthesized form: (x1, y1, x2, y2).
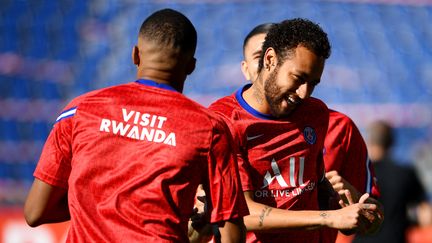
(235, 84, 274, 120)
(135, 79, 178, 92)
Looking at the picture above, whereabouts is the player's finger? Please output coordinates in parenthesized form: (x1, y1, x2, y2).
(361, 203, 377, 211)
(328, 177, 341, 187)
(344, 190, 355, 205)
(339, 199, 345, 208)
(325, 170, 338, 178)
(338, 192, 349, 204)
(359, 193, 370, 204)
(334, 182, 344, 191)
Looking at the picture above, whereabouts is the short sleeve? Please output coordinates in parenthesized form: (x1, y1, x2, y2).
(33, 107, 75, 189)
(205, 117, 249, 223)
(343, 121, 370, 194)
(342, 119, 381, 197)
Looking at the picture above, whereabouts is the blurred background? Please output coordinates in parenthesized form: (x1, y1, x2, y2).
(0, 0, 431, 242)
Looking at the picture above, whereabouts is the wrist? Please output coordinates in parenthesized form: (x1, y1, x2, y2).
(319, 211, 331, 227)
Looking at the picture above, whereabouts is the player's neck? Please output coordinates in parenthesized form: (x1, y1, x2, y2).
(243, 83, 271, 114)
(136, 69, 185, 93)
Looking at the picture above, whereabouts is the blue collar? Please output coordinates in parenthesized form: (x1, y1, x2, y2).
(135, 79, 178, 92)
(235, 84, 274, 120)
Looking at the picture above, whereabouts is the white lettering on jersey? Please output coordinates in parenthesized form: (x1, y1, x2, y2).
(122, 108, 167, 128)
(254, 182, 316, 198)
(262, 157, 305, 189)
(262, 158, 289, 189)
(100, 108, 176, 146)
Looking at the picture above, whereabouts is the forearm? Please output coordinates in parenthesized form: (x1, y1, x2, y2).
(244, 201, 329, 231)
(218, 218, 246, 243)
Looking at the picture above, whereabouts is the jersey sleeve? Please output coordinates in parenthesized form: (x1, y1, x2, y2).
(33, 104, 76, 189)
(205, 116, 249, 223)
(211, 111, 253, 192)
(342, 119, 380, 197)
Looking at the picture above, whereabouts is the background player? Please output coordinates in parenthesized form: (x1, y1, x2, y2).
(240, 22, 383, 242)
(209, 18, 377, 243)
(23, 8, 248, 242)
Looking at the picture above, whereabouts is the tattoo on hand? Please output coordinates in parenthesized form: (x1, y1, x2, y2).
(258, 206, 272, 227)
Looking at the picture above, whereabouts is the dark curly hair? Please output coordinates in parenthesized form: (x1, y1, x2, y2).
(257, 18, 331, 73)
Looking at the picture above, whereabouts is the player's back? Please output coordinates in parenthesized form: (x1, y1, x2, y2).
(59, 80, 221, 242)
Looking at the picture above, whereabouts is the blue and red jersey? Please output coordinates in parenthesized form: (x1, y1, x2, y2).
(209, 84, 330, 243)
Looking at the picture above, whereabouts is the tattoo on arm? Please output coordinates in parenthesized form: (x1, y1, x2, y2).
(320, 212, 329, 219)
(258, 206, 272, 227)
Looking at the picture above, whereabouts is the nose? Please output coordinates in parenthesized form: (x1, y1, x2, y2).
(296, 83, 313, 99)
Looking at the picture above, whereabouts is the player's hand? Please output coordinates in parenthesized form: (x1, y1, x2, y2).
(326, 170, 361, 203)
(332, 191, 377, 234)
(356, 196, 384, 235)
(188, 186, 212, 243)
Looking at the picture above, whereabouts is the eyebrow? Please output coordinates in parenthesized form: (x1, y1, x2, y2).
(293, 71, 320, 84)
(252, 50, 261, 57)
(294, 71, 309, 79)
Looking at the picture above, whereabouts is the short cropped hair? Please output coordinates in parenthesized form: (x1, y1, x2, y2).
(368, 120, 395, 150)
(139, 8, 197, 55)
(243, 23, 275, 55)
(258, 18, 331, 73)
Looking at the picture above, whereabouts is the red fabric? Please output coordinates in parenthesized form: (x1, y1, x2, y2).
(320, 109, 381, 243)
(34, 81, 248, 242)
(209, 86, 329, 243)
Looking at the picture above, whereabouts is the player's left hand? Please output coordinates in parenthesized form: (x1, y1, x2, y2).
(188, 186, 212, 243)
(326, 170, 361, 203)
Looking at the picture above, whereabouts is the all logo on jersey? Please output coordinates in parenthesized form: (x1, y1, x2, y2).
(255, 157, 316, 198)
(303, 126, 317, 145)
(261, 158, 289, 189)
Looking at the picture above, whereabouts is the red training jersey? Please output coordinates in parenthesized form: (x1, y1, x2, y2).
(34, 79, 248, 242)
(321, 109, 381, 243)
(324, 109, 380, 198)
(209, 84, 329, 243)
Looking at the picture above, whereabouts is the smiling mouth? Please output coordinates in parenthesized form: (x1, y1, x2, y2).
(286, 95, 301, 105)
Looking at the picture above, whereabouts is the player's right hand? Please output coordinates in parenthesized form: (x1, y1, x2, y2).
(333, 191, 377, 234)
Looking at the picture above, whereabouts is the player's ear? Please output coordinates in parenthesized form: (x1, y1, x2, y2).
(132, 45, 140, 66)
(240, 60, 251, 81)
(186, 57, 196, 75)
(264, 47, 277, 70)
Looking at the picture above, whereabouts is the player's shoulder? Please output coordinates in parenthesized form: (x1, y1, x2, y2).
(62, 84, 127, 111)
(306, 97, 328, 109)
(208, 94, 238, 117)
(170, 93, 231, 130)
(301, 97, 329, 117)
(328, 109, 357, 128)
